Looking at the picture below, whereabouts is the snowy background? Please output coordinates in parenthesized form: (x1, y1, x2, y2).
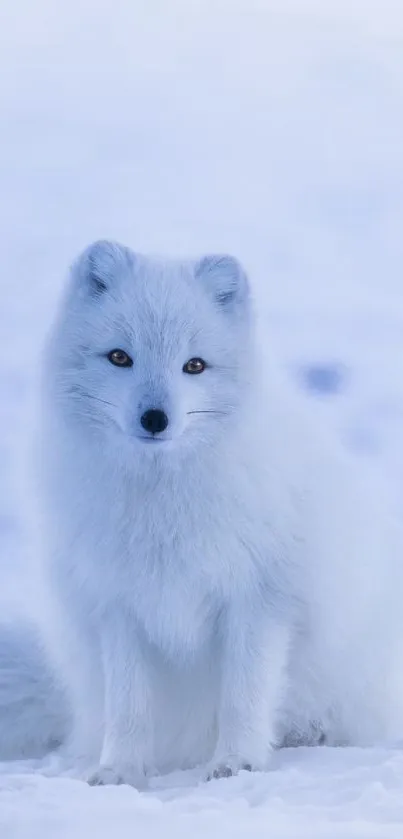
(1, 0, 403, 835)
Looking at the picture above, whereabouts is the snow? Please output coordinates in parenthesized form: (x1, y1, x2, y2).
(2, 748, 403, 838)
(1, 0, 403, 835)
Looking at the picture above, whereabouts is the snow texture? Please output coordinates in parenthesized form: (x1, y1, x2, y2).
(1, 0, 403, 835)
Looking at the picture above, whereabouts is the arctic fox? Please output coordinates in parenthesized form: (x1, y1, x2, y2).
(2, 240, 403, 785)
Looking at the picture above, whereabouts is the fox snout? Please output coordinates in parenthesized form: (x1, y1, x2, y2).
(140, 408, 169, 435)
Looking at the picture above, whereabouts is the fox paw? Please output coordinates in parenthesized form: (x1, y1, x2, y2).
(205, 757, 254, 781)
(87, 764, 146, 789)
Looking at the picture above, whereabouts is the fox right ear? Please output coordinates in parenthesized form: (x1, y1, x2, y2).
(72, 240, 133, 296)
(195, 254, 249, 315)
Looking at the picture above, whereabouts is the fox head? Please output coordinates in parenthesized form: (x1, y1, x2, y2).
(46, 240, 254, 457)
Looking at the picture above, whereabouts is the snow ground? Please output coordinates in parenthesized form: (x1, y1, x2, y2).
(2, 748, 403, 839)
(1, 0, 403, 835)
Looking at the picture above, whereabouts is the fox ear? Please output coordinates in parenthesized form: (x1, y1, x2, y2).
(72, 240, 133, 296)
(195, 254, 249, 313)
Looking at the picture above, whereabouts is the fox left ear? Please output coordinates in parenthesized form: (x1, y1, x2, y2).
(71, 240, 135, 298)
(195, 254, 250, 313)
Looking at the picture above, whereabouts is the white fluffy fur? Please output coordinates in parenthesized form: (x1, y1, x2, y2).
(1, 240, 403, 784)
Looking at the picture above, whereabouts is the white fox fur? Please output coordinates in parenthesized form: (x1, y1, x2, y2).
(1, 241, 403, 785)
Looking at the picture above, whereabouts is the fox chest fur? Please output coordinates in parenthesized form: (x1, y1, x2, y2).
(47, 447, 286, 657)
(45, 431, 297, 661)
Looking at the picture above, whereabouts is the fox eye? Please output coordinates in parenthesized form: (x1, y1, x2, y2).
(183, 357, 206, 375)
(107, 349, 133, 368)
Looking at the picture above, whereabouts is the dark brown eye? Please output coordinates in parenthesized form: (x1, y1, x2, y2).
(183, 357, 206, 375)
(107, 349, 133, 368)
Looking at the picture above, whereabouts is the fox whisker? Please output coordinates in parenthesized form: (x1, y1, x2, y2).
(187, 410, 228, 416)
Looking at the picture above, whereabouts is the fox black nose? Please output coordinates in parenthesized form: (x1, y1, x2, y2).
(140, 408, 169, 435)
